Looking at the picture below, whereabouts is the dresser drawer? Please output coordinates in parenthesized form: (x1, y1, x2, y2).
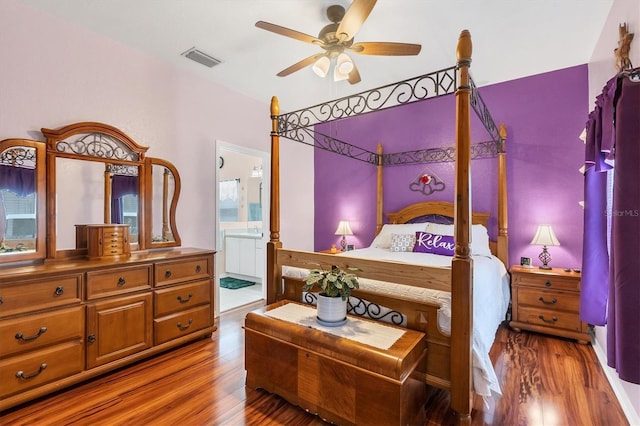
(512, 273, 580, 291)
(154, 280, 212, 317)
(86, 265, 152, 299)
(154, 256, 212, 287)
(0, 306, 84, 358)
(0, 340, 84, 399)
(517, 305, 582, 332)
(516, 288, 580, 312)
(154, 305, 211, 345)
(0, 274, 82, 318)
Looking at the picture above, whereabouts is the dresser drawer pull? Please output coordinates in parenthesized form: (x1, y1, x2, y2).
(16, 363, 47, 380)
(87, 334, 96, 343)
(195, 265, 202, 273)
(117, 277, 126, 286)
(15, 327, 48, 341)
(538, 296, 558, 305)
(165, 270, 172, 279)
(54, 286, 64, 296)
(177, 293, 193, 303)
(0, 296, 3, 305)
(544, 280, 552, 287)
(538, 315, 558, 324)
(177, 319, 193, 331)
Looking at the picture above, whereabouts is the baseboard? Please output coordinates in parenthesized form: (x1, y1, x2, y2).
(592, 338, 640, 425)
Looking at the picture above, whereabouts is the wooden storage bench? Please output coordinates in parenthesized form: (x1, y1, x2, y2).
(244, 300, 428, 426)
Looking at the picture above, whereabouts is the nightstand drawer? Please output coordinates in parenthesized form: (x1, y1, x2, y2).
(512, 273, 580, 291)
(517, 305, 581, 332)
(516, 288, 580, 312)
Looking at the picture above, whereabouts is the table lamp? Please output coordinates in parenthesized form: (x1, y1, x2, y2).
(334, 220, 353, 252)
(530, 224, 560, 270)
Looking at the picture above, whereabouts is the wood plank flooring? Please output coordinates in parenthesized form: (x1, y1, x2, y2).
(0, 302, 629, 425)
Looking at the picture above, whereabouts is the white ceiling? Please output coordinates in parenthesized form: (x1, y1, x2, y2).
(21, 0, 614, 112)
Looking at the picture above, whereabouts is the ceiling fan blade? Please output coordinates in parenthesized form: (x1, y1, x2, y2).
(276, 53, 326, 77)
(255, 21, 323, 46)
(336, 0, 377, 42)
(348, 62, 361, 85)
(350, 42, 422, 56)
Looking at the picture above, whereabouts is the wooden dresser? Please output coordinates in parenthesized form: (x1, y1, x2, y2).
(0, 248, 215, 410)
(509, 266, 591, 344)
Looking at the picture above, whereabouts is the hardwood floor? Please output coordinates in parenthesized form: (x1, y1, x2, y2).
(0, 302, 629, 426)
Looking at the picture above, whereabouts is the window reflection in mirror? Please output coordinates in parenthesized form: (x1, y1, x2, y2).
(55, 158, 139, 250)
(0, 148, 37, 254)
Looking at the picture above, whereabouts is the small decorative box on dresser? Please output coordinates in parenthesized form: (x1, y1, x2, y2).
(0, 248, 215, 411)
(509, 266, 591, 344)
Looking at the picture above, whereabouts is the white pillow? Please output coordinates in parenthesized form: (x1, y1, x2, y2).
(425, 223, 493, 257)
(370, 223, 427, 249)
(390, 233, 416, 252)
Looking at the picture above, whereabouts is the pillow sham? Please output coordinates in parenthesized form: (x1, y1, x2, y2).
(390, 233, 416, 252)
(413, 231, 455, 256)
(425, 223, 493, 257)
(370, 223, 427, 249)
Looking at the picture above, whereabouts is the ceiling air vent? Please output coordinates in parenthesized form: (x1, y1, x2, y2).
(181, 47, 222, 68)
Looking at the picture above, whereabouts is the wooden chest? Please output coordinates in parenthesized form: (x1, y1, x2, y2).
(79, 224, 131, 260)
(244, 301, 427, 426)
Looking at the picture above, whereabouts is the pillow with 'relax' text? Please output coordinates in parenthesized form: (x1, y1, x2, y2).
(412, 231, 455, 256)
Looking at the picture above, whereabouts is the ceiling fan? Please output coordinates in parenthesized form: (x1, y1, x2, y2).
(255, 0, 421, 84)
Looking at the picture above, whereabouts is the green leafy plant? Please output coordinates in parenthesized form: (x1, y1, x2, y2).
(303, 265, 359, 301)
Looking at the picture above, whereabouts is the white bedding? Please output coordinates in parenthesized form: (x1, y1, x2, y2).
(282, 247, 510, 398)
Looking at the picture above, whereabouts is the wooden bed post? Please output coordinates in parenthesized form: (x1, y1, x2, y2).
(266, 96, 283, 305)
(497, 124, 509, 267)
(104, 165, 111, 223)
(451, 29, 473, 426)
(376, 143, 384, 234)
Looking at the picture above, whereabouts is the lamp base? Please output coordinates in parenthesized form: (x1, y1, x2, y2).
(538, 246, 552, 270)
(340, 236, 347, 252)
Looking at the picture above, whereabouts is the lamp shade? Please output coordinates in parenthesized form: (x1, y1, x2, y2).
(312, 56, 330, 78)
(334, 220, 353, 236)
(530, 224, 560, 247)
(333, 53, 353, 81)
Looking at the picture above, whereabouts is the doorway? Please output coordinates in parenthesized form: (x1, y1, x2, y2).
(215, 141, 269, 314)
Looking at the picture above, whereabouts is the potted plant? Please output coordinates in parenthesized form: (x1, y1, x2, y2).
(303, 265, 359, 326)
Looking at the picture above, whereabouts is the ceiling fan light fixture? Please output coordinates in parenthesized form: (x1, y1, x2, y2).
(336, 53, 354, 74)
(312, 56, 330, 77)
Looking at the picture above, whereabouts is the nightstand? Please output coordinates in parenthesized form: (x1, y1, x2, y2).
(509, 266, 591, 344)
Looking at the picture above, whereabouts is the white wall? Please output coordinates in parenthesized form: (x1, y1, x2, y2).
(0, 0, 314, 261)
(589, 0, 640, 423)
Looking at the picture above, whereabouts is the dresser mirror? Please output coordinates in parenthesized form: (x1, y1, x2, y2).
(145, 157, 181, 248)
(0, 139, 47, 263)
(55, 158, 141, 252)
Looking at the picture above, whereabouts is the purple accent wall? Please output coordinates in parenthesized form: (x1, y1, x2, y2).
(315, 65, 588, 269)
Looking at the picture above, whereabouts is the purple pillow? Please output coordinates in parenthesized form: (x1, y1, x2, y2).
(413, 231, 455, 256)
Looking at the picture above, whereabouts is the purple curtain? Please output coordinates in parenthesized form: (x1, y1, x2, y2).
(606, 76, 640, 384)
(581, 78, 615, 326)
(0, 164, 35, 195)
(110, 175, 138, 224)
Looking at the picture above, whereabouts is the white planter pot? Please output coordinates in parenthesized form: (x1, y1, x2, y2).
(316, 293, 347, 326)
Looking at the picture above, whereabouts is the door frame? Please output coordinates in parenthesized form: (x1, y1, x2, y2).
(214, 140, 270, 316)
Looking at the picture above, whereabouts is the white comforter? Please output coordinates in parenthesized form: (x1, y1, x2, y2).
(282, 247, 510, 398)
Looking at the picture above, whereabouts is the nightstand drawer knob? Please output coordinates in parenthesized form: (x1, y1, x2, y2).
(538, 296, 557, 305)
(544, 280, 551, 287)
(538, 315, 558, 323)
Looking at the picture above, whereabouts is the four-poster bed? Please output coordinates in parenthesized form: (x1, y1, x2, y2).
(262, 30, 509, 424)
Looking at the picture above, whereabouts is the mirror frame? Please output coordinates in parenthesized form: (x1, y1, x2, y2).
(0, 139, 47, 264)
(43, 122, 149, 259)
(144, 157, 182, 248)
